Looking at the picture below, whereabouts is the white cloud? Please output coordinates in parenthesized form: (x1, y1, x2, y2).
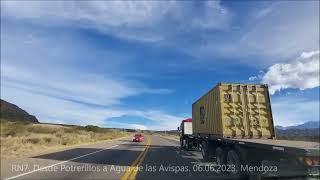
(1, 12, 179, 130)
(2, 65, 138, 106)
(1, 24, 173, 106)
(131, 110, 185, 130)
(255, 3, 277, 19)
(1, 58, 180, 130)
(1, 1, 230, 42)
(1, 1, 169, 28)
(300, 51, 319, 59)
(272, 97, 319, 127)
(2, 1, 317, 66)
(241, 1, 319, 59)
(189, 1, 319, 65)
(107, 122, 148, 131)
(0, 61, 179, 130)
(249, 76, 258, 81)
(1, 63, 173, 106)
(190, 1, 230, 30)
(262, 50, 319, 94)
(1, 85, 119, 126)
(129, 124, 147, 130)
(1, 84, 183, 130)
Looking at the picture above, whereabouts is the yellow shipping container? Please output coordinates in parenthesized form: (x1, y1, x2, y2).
(192, 83, 275, 139)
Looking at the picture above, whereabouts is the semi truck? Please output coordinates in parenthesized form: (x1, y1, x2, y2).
(179, 83, 319, 177)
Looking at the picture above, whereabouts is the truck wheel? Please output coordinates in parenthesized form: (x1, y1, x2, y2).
(180, 138, 184, 149)
(215, 147, 226, 166)
(181, 138, 186, 149)
(201, 141, 209, 161)
(186, 139, 190, 151)
(226, 149, 241, 175)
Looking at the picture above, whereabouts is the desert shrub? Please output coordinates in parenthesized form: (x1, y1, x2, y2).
(0, 120, 129, 159)
(55, 132, 63, 138)
(60, 136, 69, 145)
(64, 127, 78, 133)
(5, 130, 17, 137)
(26, 125, 58, 134)
(43, 137, 52, 143)
(60, 135, 81, 145)
(0, 121, 27, 137)
(26, 137, 40, 144)
(84, 125, 102, 133)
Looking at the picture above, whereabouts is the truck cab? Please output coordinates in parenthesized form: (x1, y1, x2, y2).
(179, 118, 196, 150)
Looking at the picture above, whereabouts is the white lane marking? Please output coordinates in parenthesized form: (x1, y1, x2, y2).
(5, 145, 119, 180)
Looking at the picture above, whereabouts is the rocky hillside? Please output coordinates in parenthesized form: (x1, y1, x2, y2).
(0, 99, 39, 123)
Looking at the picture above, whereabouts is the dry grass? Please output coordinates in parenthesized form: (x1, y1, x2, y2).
(0, 120, 129, 159)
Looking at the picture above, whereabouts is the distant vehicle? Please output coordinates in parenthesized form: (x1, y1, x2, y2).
(179, 83, 320, 177)
(133, 134, 144, 142)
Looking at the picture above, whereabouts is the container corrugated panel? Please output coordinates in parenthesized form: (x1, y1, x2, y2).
(192, 83, 275, 139)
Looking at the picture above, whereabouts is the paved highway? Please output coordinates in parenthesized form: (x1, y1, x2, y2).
(1, 134, 235, 180)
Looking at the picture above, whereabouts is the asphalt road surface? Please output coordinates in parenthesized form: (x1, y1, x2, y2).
(1, 134, 242, 180)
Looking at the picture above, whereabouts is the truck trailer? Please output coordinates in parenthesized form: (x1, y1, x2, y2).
(179, 83, 319, 177)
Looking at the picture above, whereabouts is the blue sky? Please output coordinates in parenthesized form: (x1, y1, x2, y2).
(1, 1, 319, 130)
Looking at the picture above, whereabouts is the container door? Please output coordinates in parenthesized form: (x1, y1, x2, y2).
(221, 84, 247, 138)
(244, 85, 274, 138)
(242, 85, 259, 138)
(221, 84, 273, 138)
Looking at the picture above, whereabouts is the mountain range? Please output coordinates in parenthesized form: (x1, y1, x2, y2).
(275, 121, 319, 130)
